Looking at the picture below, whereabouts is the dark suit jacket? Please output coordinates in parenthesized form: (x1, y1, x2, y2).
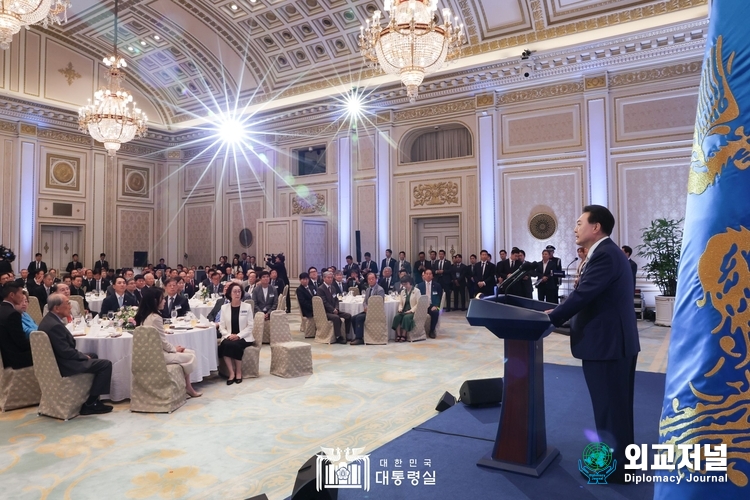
(307, 281, 319, 297)
(496, 259, 511, 280)
(70, 285, 89, 310)
(65, 261, 83, 273)
(296, 285, 314, 318)
(207, 297, 227, 322)
(343, 263, 360, 277)
(184, 281, 197, 298)
(38, 313, 95, 377)
(535, 260, 559, 293)
(100, 293, 138, 315)
(414, 260, 430, 283)
(451, 263, 468, 286)
(206, 282, 225, 296)
(93, 260, 109, 272)
(0, 301, 33, 369)
(360, 260, 378, 275)
(87, 278, 110, 294)
(549, 238, 641, 360)
(417, 281, 443, 308)
(160, 294, 190, 319)
(28, 260, 48, 274)
(433, 259, 453, 287)
(378, 276, 396, 292)
(32, 284, 51, 311)
(318, 283, 341, 314)
(380, 258, 397, 277)
(252, 286, 278, 314)
(473, 261, 496, 294)
(506, 260, 533, 298)
(396, 260, 412, 275)
(629, 259, 638, 287)
(332, 281, 346, 296)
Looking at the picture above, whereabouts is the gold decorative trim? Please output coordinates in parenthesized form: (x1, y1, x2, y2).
(499, 82, 584, 104)
(394, 99, 475, 122)
(117, 142, 166, 159)
(292, 193, 326, 215)
(20, 123, 37, 136)
(0, 119, 18, 133)
(38, 128, 91, 145)
(476, 93, 495, 108)
(167, 150, 182, 159)
(376, 111, 392, 124)
(58, 62, 82, 86)
(609, 61, 703, 87)
(584, 75, 607, 90)
(412, 181, 460, 207)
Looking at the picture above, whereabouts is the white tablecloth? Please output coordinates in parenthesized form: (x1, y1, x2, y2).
(74, 325, 218, 401)
(189, 299, 219, 320)
(86, 294, 105, 313)
(338, 297, 399, 340)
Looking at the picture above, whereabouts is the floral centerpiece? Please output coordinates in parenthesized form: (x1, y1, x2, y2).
(199, 284, 209, 302)
(115, 306, 138, 329)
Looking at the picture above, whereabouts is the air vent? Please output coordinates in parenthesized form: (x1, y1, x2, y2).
(52, 203, 73, 217)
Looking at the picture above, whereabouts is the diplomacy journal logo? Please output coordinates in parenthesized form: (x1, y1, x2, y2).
(579, 442, 617, 485)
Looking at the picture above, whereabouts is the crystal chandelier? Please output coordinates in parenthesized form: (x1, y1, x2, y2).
(359, 0, 464, 102)
(78, 0, 147, 156)
(0, 0, 70, 50)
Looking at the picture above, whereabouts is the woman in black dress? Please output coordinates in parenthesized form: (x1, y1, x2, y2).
(218, 282, 255, 384)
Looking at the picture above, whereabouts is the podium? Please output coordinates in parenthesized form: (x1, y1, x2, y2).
(466, 294, 560, 476)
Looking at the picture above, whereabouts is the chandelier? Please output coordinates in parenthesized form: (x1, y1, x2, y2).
(359, 0, 464, 102)
(78, 0, 147, 156)
(0, 0, 70, 50)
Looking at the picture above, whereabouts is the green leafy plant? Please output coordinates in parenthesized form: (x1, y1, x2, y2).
(636, 218, 684, 297)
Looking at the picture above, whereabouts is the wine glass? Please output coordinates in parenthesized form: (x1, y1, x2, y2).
(107, 311, 115, 322)
(85, 312, 93, 325)
(171, 309, 178, 323)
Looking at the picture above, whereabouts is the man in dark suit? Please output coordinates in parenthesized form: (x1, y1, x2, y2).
(39, 294, 113, 415)
(535, 250, 559, 303)
(360, 252, 378, 276)
(474, 250, 496, 297)
(333, 271, 347, 295)
(28, 253, 47, 274)
(93, 253, 109, 274)
(451, 254, 468, 311)
(154, 258, 168, 271)
(507, 250, 533, 299)
(496, 249, 511, 284)
(160, 278, 191, 319)
(351, 272, 385, 345)
(396, 251, 412, 276)
(206, 272, 224, 296)
(319, 271, 351, 344)
(417, 269, 442, 338)
(183, 271, 197, 298)
(378, 266, 396, 292)
(296, 273, 315, 320)
(622, 245, 638, 289)
(35, 273, 55, 312)
(343, 256, 360, 278)
(65, 254, 83, 274)
(70, 276, 90, 312)
(251, 272, 278, 320)
(414, 252, 430, 285)
(547, 205, 640, 484)
(0, 282, 33, 369)
(380, 249, 397, 278)
(307, 267, 320, 296)
(434, 250, 453, 310)
(545, 245, 563, 284)
(100, 277, 137, 315)
(88, 270, 110, 295)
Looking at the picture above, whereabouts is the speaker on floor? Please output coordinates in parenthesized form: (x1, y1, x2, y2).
(133, 251, 148, 267)
(355, 230, 361, 263)
(291, 453, 338, 500)
(244, 495, 269, 500)
(460, 377, 503, 406)
(435, 391, 456, 412)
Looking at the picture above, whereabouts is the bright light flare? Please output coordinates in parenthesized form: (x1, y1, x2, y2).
(217, 116, 247, 145)
(344, 90, 365, 121)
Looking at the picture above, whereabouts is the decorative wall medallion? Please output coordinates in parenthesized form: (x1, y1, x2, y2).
(239, 228, 253, 248)
(584, 75, 607, 90)
(20, 123, 37, 136)
(292, 193, 326, 215)
(58, 62, 82, 86)
(412, 182, 460, 207)
(476, 93, 495, 108)
(529, 213, 557, 240)
(122, 165, 150, 198)
(46, 154, 80, 191)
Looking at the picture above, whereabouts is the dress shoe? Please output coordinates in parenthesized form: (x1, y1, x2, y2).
(445, 308, 451, 312)
(187, 391, 202, 398)
(428, 331, 436, 339)
(336, 336, 347, 344)
(80, 401, 113, 415)
(350, 338, 364, 345)
(235, 377, 243, 384)
(227, 378, 236, 385)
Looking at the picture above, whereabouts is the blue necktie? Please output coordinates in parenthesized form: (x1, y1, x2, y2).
(118, 295, 123, 308)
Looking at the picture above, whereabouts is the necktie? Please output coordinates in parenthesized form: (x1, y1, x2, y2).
(118, 295, 123, 308)
(169, 296, 173, 311)
(386, 278, 389, 289)
(482, 262, 486, 276)
(439, 260, 443, 270)
(427, 283, 431, 297)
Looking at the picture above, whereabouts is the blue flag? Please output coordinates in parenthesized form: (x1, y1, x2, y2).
(656, 0, 750, 497)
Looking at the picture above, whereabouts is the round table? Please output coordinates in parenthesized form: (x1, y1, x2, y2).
(74, 324, 218, 401)
(85, 293, 105, 314)
(189, 298, 219, 320)
(338, 297, 399, 340)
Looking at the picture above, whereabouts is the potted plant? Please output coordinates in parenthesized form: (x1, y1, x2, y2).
(636, 218, 683, 326)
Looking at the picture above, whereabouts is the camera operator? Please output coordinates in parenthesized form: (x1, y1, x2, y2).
(266, 253, 290, 313)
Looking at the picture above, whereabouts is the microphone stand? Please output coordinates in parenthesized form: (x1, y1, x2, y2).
(564, 258, 578, 300)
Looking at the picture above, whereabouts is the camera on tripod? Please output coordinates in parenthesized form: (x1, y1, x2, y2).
(265, 253, 284, 265)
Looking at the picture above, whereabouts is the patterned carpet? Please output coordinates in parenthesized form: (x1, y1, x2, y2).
(0, 312, 669, 500)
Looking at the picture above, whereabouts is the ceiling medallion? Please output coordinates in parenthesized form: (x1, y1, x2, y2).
(78, 0, 147, 156)
(0, 0, 70, 50)
(359, 0, 465, 103)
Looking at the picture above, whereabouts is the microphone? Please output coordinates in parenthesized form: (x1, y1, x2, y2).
(566, 257, 578, 268)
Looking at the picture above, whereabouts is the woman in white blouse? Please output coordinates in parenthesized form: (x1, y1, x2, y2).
(219, 282, 255, 385)
(134, 287, 202, 397)
(392, 276, 421, 342)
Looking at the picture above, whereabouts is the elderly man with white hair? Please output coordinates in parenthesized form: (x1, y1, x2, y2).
(42, 283, 81, 320)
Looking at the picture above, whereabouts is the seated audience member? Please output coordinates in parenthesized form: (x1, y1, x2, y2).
(351, 272, 385, 345)
(393, 270, 409, 293)
(251, 272, 278, 320)
(16, 290, 38, 338)
(0, 272, 12, 285)
(125, 278, 140, 305)
(100, 277, 137, 316)
(160, 278, 191, 319)
(43, 283, 81, 320)
(183, 271, 197, 298)
(319, 271, 352, 344)
(134, 288, 201, 398)
(218, 283, 255, 384)
(143, 272, 156, 289)
(207, 271, 224, 296)
(269, 269, 283, 295)
(346, 270, 361, 292)
(70, 275, 90, 311)
(39, 293, 113, 415)
(417, 269, 442, 339)
(333, 271, 347, 295)
(133, 275, 146, 303)
(378, 266, 396, 292)
(296, 273, 314, 319)
(392, 276, 421, 342)
(88, 270, 109, 294)
(244, 271, 257, 297)
(358, 271, 370, 293)
(307, 267, 321, 295)
(15, 269, 29, 287)
(0, 282, 33, 369)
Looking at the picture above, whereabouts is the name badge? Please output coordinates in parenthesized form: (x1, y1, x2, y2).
(269, 294, 275, 297)
(175, 305, 182, 310)
(240, 310, 248, 315)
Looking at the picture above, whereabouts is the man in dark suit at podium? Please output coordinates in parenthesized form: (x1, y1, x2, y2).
(546, 205, 640, 483)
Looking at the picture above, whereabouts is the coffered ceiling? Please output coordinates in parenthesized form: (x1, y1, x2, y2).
(17, 0, 708, 130)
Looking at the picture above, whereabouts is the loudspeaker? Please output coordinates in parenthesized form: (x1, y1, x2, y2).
(460, 377, 503, 406)
(244, 495, 269, 500)
(435, 391, 456, 412)
(291, 453, 338, 500)
(355, 230, 361, 263)
(133, 251, 148, 267)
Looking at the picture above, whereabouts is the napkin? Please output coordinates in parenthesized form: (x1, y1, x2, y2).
(88, 321, 102, 337)
(198, 314, 210, 327)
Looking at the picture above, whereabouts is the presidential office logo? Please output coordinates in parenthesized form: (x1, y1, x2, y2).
(579, 442, 617, 484)
(316, 447, 370, 492)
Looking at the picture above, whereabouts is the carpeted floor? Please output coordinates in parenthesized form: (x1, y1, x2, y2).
(0, 311, 669, 499)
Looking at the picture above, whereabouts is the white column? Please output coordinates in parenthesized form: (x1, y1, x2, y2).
(19, 140, 35, 266)
(264, 149, 276, 218)
(165, 162, 181, 265)
(91, 152, 107, 265)
(338, 136, 352, 265)
(375, 128, 391, 258)
(478, 114, 496, 252)
(586, 98, 608, 206)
